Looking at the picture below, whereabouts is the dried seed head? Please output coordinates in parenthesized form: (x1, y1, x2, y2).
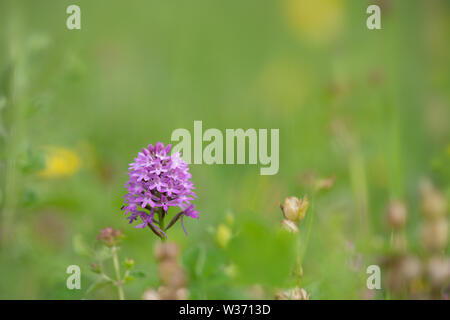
(276, 287, 310, 300)
(297, 288, 310, 300)
(420, 219, 448, 253)
(281, 219, 299, 233)
(157, 286, 171, 299)
(174, 288, 189, 300)
(385, 255, 422, 293)
(158, 260, 186, 288)
(386, 200, 408, 230)
(420, 180, 448, 220)
(426, 257, 450, 290)
(281, 196, 309, 222)
(399, 256, 423, 282)
(142, 288, 160, 300)
(154, 242, 179, 262)
(157, 286, 188, 300)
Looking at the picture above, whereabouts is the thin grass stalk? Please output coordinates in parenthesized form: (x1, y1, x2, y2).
(1, 8, 26, 248)
(112, 246, 125, 300)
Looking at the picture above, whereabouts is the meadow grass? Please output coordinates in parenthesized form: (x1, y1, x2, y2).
(0, 0, 448, 299)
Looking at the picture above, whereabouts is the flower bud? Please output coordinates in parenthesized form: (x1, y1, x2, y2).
(281, 196, 309, 222)
(97, 227, 123, 247)
(90, 262, 102, 274)
(281, 219, 299, 233)
(124, 258, 135, 269)
(216, 224, 232, 248)
(386, 200, 407, 230)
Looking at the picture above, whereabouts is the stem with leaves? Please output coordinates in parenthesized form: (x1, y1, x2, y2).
(112, 246, 125, 300)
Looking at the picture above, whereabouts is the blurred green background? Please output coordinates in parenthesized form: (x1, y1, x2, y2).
(0, 0, 449, 299)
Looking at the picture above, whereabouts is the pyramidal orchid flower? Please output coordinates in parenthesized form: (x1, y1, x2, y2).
(122, 142, 199, 239)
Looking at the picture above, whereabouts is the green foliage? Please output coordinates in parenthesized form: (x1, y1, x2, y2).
(183, 244, 232, 299)
(0, 0, 448, 299)
(226, 217, 298, 287)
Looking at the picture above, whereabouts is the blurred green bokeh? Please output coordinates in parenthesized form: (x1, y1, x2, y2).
(0, 0, 449, 299)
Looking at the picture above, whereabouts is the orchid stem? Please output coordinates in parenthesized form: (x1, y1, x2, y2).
(158, 209, 166, 241)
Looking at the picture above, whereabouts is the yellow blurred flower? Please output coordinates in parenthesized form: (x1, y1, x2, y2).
(38, 146, 81, 178)
(216, 223, 232, 248)
(284, 0, 345, 45)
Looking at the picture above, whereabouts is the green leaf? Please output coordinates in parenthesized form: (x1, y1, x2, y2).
(129, 271, 146, 278)
(18, 147, 45, 174)
(86, 278, 113, 294)
(22, 188, 38, 206)
(183, 245, 227, 279)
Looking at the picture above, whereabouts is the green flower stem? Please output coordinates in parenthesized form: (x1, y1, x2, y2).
(100, 273, 113, 282)
(299, 192, 316, 266)
(112, 246, 125, 300)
